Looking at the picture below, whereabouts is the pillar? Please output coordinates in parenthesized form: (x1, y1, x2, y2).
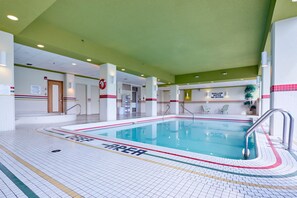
(145, 77, 157, 116)
(64, 74, 76, 114)
(99, 63, 117, 121)
(270, 17, 297, 139)
(261, 63, 271, 115)
(170, 85, 179, 114)
(0, 31, 15, 131)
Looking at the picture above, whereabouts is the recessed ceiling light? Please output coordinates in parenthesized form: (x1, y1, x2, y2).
(121, 68, 125, 71)
(86, 58, 92, 62)
(7, 15, 18, 21)
(195, 75, 199, 78)
(222, 72, 228, 76)
(37, 44, 44, 48)
(141, 74, 144, 77)
(72, 63, 76, 66)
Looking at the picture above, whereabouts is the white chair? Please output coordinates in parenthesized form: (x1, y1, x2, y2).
(219, 105, 229, 114)
(202, 105, 210, 114)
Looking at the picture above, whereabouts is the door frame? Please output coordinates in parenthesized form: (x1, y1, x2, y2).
(48, 80, 64, 113)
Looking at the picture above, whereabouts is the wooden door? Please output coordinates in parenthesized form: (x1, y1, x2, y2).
(48, 80, 63, 113)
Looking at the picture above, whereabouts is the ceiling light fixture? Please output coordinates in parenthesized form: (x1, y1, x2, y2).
(292, 0, 297, 2)
(121, 68, 125, 71)
(37, 44, 44, 48)
(86, 58, 92, 62)
(195, 75, 199, 78)
(72, 63, 77, 66)
(222, 72, 228, 76)
(141, 74, 144, 77)
(7, 15, 18, 21)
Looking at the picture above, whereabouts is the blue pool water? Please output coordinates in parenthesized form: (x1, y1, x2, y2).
(85, 119, 256, 159)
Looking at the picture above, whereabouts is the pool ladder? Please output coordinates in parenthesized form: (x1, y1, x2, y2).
(180, 103, 195, 120)
(243, 109, 294, 159)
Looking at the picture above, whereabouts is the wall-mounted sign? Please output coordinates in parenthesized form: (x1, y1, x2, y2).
(211, 92, 224, 98)
(31, 85, 42, 95)
(99, 79, 106, 90)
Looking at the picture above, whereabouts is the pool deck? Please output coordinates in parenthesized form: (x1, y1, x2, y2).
(1, 114, 297, 198)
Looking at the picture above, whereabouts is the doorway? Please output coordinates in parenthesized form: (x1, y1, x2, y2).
(76, 84, 87, 114)
(48, 80, 63, 113)
(91, 85, 100, 114)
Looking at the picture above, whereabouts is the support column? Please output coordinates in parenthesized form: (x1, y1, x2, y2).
(0, 31, 15, 131)
(145, 77, 157, 117)
(270, 17, 297, 138)
(99, 63, 117, 121)
(261, 62, 271, 115)
(170, 85, 179, 114)
(64, 74, 76, 114)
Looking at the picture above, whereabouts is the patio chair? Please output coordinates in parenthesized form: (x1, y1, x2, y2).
(202, 105, 210, 114)
(219, 105, 229, 114)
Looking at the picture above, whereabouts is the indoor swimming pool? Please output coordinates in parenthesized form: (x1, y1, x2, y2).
(82, 119, 257, 159)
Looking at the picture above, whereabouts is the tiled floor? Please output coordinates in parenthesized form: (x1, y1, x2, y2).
(0, 114, 297, 198)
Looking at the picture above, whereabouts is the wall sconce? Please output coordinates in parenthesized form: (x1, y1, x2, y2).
(261, 51, 268, 67)
(0, 51, 7, 66)
(68, 82, 73, 89)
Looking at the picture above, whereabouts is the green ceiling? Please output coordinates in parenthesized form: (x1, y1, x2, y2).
(1, 0, 296, 83)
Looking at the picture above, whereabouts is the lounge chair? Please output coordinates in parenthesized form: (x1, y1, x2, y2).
(219, 105, 229, 114)
(202, 105, 210, 114)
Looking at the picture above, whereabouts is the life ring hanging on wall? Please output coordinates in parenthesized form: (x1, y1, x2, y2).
(99, 79, 106, 90)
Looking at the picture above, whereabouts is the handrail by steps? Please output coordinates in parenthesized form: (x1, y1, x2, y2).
(180, 103, 195, 119)
(243, 109, 294, 159)
(163, 104, 170, 119)
(66, 104, 81, 115)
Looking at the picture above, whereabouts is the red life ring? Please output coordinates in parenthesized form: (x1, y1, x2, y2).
(99, 79, 106, 90)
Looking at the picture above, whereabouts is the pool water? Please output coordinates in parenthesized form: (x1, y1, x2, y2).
(86, 119, 256, 159)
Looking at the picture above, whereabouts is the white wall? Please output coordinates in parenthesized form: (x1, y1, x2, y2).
(157, 86, 259, 115)
(0, 31, 15, 131)
(14, 66, 100, 115)
(271, 17, 297, 139)
(15, 66, 64, 115)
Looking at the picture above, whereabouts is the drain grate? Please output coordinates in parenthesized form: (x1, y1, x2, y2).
(51, 149, 61, 153)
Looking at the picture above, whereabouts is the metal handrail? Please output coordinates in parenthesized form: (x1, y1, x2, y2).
(66, 104, 81, 115)
(180, 103, 194, 119)
(163, 104, 170, 119)
(243, 109, 294, 159)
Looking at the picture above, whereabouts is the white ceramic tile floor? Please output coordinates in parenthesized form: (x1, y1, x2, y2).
(0, 115, 297, 198)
